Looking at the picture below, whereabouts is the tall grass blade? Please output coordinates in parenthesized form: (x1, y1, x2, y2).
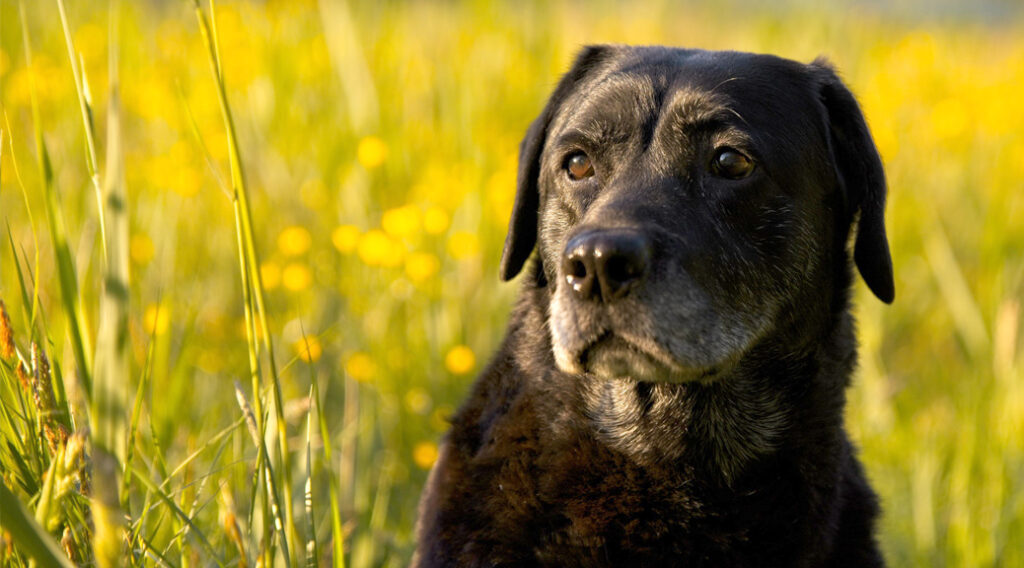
(304, 384, 319, 568)
(55, 0, 108, 261)
(20, 0, 94, 399)
(234, 381, 292, 564)
(191, 0, 298, 563)
(312, 371, 346, 568)
(0, 479, 76, 568)
(88, 2, 129, 564)
(128, 467, 226, 566)
(1, 120, 42, 334)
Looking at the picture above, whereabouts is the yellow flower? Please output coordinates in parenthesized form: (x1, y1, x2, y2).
(413, 441, 439, 470)
(445, 345, 476, 375)
(130, 233, 155, 266)
(423, 206, 450, 235)
(345, 351, 375, 382)
(260, 261, 281, 290)
(295, 336, 322, 363)
(405, 252, 440, 283)
(144, 304, 171, 336)
(332, 225, 361, 253)
(357, 229, 403, 267)
(447, 231, 480, 260)
(278, 226, 312, 256)
(282, 263, 312, 291)
(357, 136, 389, 169)
(382, 205, 421, 238)
(404, 388, 432, 415)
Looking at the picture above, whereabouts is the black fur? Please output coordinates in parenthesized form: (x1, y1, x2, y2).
(414, 46, 893, 567)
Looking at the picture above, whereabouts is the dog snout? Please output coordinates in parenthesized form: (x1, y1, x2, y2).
(562, 230, 652, 303)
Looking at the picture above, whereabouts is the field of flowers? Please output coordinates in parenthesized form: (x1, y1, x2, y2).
(0, 0, 1021, 566)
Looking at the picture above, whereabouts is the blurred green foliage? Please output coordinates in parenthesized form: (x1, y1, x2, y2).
(0, 0, 1022, 566)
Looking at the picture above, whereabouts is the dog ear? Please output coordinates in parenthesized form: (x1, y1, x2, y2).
(811, 59, 895, 304)
(499, 45, 615, 281)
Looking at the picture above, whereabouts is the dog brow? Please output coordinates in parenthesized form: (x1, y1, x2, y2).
(666, 91, 743, 130)
(552, 125, 631, 151)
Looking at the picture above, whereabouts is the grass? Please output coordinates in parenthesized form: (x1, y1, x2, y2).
(0, 0, 1022, 566)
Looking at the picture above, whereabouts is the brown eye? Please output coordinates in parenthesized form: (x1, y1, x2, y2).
(711, 148, 755, 179)
(566, 152, 595, 180)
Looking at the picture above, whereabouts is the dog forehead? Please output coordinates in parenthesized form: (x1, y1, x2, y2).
(553, 47, 820, 136)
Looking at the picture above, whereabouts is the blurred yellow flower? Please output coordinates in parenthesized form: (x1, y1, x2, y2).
(332, 225, 361, 253)
(930, 97, 969, 140)
(447, 231, 480, 260)
(357, 136, 389, 169)
(130, 233, 155, 266)
(382, 205, 421, 238)
(295, 336, 322, 363)
(358, 229, 403, 267)
(282, 263, 312, 291)
(405, 252, 440, 283)
(278, 226, 312, 256)
(413, 441, 439, 470)
(144, 303, 171, 336)
(445, 345, 475, 375)
(404, 388, 432, 415)
(345, 351, 376, 382)
(260, 261, 281, 290)
(172, 168, 202, 198)
(423, 206, 450, 235)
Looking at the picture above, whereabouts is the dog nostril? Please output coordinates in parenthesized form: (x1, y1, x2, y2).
(605, 255, 640, 284)
(569, 259, 588, 279)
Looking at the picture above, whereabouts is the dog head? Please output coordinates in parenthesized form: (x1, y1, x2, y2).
(500, 46, 893, 383)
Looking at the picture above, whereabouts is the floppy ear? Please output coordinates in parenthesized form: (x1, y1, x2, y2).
(499, 45, 615, 281)
(812, 59, 895, 304)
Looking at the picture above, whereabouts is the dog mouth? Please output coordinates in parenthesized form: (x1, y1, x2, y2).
(577, 332, 724, 383)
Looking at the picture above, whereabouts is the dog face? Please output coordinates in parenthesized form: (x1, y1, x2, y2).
(500, 46, 893, 383)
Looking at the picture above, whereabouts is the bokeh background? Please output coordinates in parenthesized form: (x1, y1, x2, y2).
(1, 0, 1022, 566)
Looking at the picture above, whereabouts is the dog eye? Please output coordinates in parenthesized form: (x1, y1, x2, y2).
(565, 152, 595, 181)
(711, 148, 755, 180)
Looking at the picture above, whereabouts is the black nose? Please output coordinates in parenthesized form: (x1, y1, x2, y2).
(562, 230, 652, 303)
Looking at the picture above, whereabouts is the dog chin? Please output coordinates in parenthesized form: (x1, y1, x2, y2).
(556, 335, 723, 383)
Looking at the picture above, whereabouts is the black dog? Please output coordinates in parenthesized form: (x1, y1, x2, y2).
(414, 45, 894, 567)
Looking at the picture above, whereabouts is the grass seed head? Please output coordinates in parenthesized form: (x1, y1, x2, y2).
(31, 342, 56, 414)
(16, 361, 32, 392)
(0, 300, 14, 361)
(30, 342, 68, 452)
(61, 527, 78, 564)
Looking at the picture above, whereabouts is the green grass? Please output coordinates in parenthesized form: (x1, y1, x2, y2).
(1, 0, 1022, 566)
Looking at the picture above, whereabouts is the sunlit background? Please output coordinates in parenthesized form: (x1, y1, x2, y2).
(1, 0, 1022, 566)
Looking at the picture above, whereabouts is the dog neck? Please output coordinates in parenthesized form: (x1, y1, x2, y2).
(580, 373, 791, 482)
